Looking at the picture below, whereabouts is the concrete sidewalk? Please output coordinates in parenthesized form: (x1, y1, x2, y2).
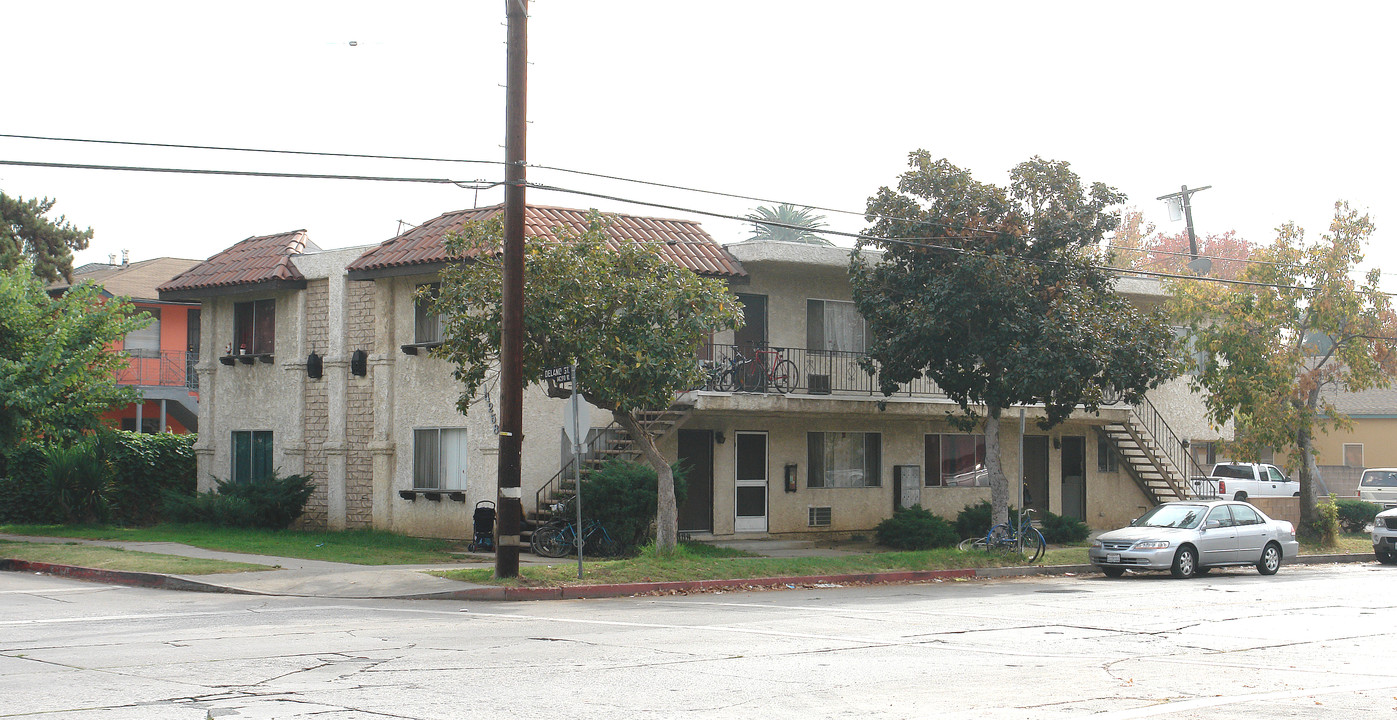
(0, 533, 1377, 601)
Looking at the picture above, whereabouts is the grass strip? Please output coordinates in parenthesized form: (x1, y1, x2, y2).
(0, 540, 269, 575)
(0, 524, 473, 565)
(432, 543, 1093, 586)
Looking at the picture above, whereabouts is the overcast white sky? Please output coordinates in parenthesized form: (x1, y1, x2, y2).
(3, 1, 1395, 287)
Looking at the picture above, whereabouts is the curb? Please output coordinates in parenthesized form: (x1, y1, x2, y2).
(0, 559, 269, 595)
(2, 554, 1379, 602)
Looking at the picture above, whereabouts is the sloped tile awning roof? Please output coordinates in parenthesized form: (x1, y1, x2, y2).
(345, 203, 746, 280)
(158, 230, 318, 300)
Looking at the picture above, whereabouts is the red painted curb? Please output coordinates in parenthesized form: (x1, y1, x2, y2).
(0, 559, 266, 595)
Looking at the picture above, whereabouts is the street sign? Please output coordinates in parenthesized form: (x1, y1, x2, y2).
(543, 366, 573, 382)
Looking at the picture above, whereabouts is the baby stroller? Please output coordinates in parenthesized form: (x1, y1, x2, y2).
(467, 500, 496, 552)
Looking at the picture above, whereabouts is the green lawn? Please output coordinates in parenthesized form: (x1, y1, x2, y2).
(0, 524, 474, 565)
(0, 540, 268, 575)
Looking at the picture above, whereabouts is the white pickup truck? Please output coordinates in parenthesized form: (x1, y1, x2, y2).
(1190, 462, 1301, 500)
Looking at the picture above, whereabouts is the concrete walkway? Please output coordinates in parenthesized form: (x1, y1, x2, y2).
(0, 532, 1377, 601)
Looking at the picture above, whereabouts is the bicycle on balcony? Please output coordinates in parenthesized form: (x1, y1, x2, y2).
(739, 345, 799, 394)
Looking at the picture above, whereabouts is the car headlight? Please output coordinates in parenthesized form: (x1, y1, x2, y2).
(1132, 540, 1171, 550)
(1090, 539, 1103, 549)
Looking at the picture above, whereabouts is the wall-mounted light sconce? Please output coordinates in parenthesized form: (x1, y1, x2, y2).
(306, 352, 323, 379)
(714, 431, 726, 444)
(351, 349, 367, 377)
(784, 463, 798, 492)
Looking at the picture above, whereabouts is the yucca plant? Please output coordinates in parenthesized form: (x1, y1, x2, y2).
(744, 204, 832, 244)
(45, 440, 112, 524)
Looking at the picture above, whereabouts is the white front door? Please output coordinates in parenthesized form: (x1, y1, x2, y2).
(734, 431, 768, 533)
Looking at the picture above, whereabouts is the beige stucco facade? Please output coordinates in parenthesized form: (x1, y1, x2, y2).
(192, 237, 1224, 539)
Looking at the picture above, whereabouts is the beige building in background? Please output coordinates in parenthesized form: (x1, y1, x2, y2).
(160, 205, 1227, 540)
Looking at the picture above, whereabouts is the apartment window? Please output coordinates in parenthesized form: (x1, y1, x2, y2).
(1097, 437, 1119, 473)
(1190, 441, 1217, 468)
(414, 283, 443, 344)
(231, 430, 273, 483)
(1344, 443, 1364, 468)
(807, 299, 866, 353)
(233, 299, 275, 354)
(926, 434, 987, 487)
(414, 428, 467, 490)
(1172, 327, 1207, 375)
(123, 307, 161, 358)
(807, 432, 881, 488)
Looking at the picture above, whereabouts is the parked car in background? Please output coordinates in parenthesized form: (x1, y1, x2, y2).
(1190, 462, 1299, 500)
(1373, 507, 1397, 564)
(1359, 468, 1397, 510)
(1089, 500, 1300, 579)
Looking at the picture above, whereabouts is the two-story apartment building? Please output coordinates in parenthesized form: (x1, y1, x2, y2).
(50, 256, 203, 433)
(160, 204, 1226, 539)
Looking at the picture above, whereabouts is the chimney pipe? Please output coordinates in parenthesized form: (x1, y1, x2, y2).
(121, 249, 129, 266)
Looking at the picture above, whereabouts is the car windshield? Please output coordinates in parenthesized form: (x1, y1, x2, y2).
(1133, 504, 1206, 529)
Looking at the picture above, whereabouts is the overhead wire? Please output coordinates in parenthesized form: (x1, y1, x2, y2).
(2, 131, 1374, 279)
(2, 151, 1392, 297)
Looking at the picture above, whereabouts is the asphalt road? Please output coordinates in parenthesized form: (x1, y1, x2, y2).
(2, 561, 1394, 719)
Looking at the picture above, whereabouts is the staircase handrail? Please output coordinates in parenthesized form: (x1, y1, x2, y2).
(1130, 394, 1209, 497)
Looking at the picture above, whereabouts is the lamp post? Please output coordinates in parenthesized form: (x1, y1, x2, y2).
(1156, 185, 1212, 275)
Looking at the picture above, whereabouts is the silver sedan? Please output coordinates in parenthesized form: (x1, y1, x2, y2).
(1088, 500, 1300, 579)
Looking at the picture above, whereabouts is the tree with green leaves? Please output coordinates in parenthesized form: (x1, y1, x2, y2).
(745, 203, 831, 244)
(1170, 201, 1397, 533)
(0, 261, 146, 471)
(433, 214, 743, 552)
(852, 151, 1180, 526)
(1, 191, 94, 283)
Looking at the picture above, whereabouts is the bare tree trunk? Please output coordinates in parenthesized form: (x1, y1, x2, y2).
(986, 407, 1008, 526)
(613, 411, 678, 554)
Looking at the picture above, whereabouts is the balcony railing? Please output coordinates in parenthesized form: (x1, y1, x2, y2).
(697, 343, 947, 399)
(117, 350, 199, 391)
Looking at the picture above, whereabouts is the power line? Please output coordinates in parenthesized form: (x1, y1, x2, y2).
(0, 158, 500, 188)
(4, 152, 1391, 298)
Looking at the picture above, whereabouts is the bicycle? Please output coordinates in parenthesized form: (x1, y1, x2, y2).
(957, 508, 1046, 563)
(530, 517, 620, 558)
(740, 344, 799, 394)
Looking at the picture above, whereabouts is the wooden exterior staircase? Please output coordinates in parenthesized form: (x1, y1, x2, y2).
(1098, 395, 1208, 506)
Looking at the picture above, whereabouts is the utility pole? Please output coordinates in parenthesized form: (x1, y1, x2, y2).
(1156, 184, 1212, 275)
(496, 0, 528, 579)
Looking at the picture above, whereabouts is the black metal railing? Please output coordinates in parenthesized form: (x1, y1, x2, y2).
(1132, 394, 1208, 497)
(697, 343, 947, 398)
(117, 350, 199, 391)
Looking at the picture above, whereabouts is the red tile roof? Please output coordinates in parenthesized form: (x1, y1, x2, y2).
(158, 230, 318, 299)
(345, 204, 745, 278)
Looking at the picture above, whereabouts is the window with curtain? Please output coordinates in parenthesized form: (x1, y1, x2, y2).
(414, 284, 443, 344)
(414, 428, 467, 490)
(807, 299, 866, 353)
(807, 432, 881, 488)
(123, 307, 161, 358)
(233, 299, 275, 354)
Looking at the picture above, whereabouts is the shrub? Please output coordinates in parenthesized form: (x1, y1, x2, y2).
(955, 500, 1016, 540)
(1335, 498, 1381, 534)
(568, 459, 688, 553)
(164, 470, 314, 529)
(876, 505, 958, 550)
(45, 440, 112, 524)
(0, 475, 64, 524)
(1037, 510, 1090, 544)
(101, 431, 196, 525)
(1308, 495, 1341, 548)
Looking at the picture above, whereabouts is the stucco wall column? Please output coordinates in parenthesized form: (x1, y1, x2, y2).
(323, 267, 349, 531)
(370, 277, 396, 529)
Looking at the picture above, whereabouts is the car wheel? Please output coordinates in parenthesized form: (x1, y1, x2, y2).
(1171, 545, 1198, 579)
(1233, 491, 1248, 501)
(1101, 567, 1126, 578)
(1293, 492, 1301, 497)
(1256, 542, 1282, 575)
(1377, 547, 1397, 565)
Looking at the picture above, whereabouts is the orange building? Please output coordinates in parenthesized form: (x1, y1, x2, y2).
(50, 256, 203, 433)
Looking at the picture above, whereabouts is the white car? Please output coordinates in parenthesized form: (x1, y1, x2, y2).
(1089, 500, 1300, 579)
(1359, 468, 1397, 509)
(1373, 507, 1397, 564)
